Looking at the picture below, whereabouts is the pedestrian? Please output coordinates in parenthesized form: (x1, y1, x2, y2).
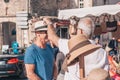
(24, 20, 57, 80)
(44, 16, 109, 80)
(56, 51, 65, 73)
(11, 40, 19, 54)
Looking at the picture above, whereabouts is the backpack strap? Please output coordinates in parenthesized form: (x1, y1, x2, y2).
(61, 40, 91, 72)
(78, 45, 100, 79)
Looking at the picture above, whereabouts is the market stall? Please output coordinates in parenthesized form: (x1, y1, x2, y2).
(58, 4, 120, 41)
(58, 4, 120, 19)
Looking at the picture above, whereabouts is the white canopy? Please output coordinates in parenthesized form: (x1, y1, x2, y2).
(58, 4, 120, 19)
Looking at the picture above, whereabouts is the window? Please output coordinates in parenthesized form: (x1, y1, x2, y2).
(4, 0, 9, 3)
(80, 3, 84, 8)
(11, 28, 16, 35)
(79, 0, 84, 8)
(56, 26, 69, 39)
(103, 0, 109, 5)
(80, 0, 84, 1)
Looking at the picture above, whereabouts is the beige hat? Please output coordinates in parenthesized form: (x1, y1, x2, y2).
(87, 68, 110, 80)
(67, 34, 101, 65)
(32, 21, 47, 32)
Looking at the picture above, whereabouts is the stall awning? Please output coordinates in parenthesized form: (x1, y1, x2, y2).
(58, 4, 120, 19)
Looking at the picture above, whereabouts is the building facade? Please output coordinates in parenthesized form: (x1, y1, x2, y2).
(67, 0, 92, 8)
(0, 0, 29, 49)
(93, 0, 120, 6)
(69, 0, 119, 8)
(0, 0, 70, 49)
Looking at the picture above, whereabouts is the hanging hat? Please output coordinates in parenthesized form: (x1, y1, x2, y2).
(32, 21, 47, 32)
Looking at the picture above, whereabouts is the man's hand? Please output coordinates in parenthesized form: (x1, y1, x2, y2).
(43, 17, 52, 25)
(43, 17, 59, 47)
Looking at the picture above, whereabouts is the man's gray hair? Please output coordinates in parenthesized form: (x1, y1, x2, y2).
(78, 17, 95, 37)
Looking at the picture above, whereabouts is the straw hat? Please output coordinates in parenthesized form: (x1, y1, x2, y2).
(68, 34, 88, 50)
(67, 34, 101, 65)
(32, 21, 47, 32)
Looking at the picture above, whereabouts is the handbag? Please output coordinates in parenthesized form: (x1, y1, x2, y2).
(112, 15, 120, 39)
(94, 17, 102, 36)
(106, 15, 117, 32)
(101, 15, 108, 33)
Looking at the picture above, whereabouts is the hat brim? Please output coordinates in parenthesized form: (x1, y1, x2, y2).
(31, 28, 47, 32)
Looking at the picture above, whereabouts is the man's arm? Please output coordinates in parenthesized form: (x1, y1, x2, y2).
(53, 61, 58, 80)
(25, 64, 41, 80)
(43, 18, 60, 47)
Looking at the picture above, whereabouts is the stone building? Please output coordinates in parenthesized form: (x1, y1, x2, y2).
(0, 0, 70, 49)
(0, 0, 29, 49)
(69, 0, 119, 8)
(93, 0, 120, 6)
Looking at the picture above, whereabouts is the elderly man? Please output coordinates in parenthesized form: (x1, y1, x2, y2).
(24, 21, 57, 80)
(44, 17, 109, 80)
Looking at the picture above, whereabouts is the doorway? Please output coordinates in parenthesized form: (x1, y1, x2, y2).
(2, 22, 16, 48)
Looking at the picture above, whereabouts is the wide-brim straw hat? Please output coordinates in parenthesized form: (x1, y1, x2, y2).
(32, 21, 47, 32)
(67, 34, 101, 65)
(68, 34, 88, 50)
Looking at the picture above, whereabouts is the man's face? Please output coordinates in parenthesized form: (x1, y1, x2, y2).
(35, 30, 48, 40)
(69, 24, 77, 38)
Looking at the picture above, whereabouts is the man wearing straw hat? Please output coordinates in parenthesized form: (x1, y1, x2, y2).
(24, 20, 57, 80)
(44, 17, 109, 80)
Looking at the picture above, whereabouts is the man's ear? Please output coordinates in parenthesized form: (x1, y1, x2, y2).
(77, 29, 83, 34)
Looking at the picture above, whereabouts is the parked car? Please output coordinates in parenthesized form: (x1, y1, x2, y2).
(0, 48, 26, 78)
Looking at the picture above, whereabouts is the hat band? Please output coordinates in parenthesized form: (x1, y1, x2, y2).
(35, 26, 47, 30)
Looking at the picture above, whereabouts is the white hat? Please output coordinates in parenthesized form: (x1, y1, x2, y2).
(32, 21, 47, 32)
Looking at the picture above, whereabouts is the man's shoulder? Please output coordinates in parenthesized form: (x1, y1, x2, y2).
(26, 46, 32, 50)
(26, 44, 37, 53)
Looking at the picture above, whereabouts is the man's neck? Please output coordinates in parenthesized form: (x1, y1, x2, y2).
(35, 39, 46, 48)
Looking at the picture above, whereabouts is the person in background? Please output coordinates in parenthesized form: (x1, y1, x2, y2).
(11, 40, 19, 54)
(94, 36, 102, 46)
(56, 51, 65, 74)
(108, 37, 118, 56)
(24, 21, 57, 80)
(44, 16, 109, 80)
